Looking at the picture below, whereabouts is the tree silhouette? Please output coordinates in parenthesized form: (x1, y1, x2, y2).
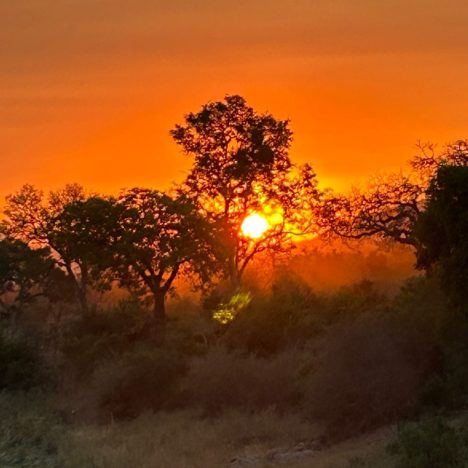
(171, 95, 319, 288)
(415, 165, 468, 310)
(110, 188, 216, 321)
(2, 184, 106, 312)
(316, 140, 468, 248)
(47, 196, 121, 311)
(0, 239, 57, 324)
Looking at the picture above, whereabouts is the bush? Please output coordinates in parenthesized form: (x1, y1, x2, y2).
(0, 391, 66, 467)
(95, 344, 188, 419)
(182, 347, 302, 415)
(388, 417, 468, 467)
(220, 279, 389, 356)
(219, 279, 325, 355)
(392, 277, 468, 412)
(0, 329, 42, 391)
(302, 318, 432, 441)
(60, 300, 150, 376)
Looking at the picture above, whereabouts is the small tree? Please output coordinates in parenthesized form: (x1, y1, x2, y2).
(0, 239, 58, 324)
(111, 188, 215, 322)
(2, 184, 112, 312)
(171, 95, 319, 288)
(46, 196, 122, 311)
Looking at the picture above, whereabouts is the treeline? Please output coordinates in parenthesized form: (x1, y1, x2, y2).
(1, 95, 466, 324)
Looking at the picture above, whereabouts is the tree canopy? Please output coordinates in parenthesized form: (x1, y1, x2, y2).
(316, 140, 468, 248)
(415, 165, 468, 310)
(2, 184, 109, 312)
(110, 188, 217, 321)
(171, 94, 320, 287)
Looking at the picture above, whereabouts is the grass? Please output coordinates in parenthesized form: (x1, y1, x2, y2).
(61, 409, 317, 468)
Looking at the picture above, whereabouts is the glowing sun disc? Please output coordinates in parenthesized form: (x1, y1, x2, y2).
(241, 213, 269, 239)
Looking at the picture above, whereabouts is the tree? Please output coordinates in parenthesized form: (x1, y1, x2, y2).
(2, 184, 110, 312)
(317, 173, 423, 247)
(415, 165, 468, 310)
(46, 196, 122, 311)
(316, 140, 468, 248)
(110, 188, 216, 322)
(0, 239, 57, 324)
(171, 95, 319, 288)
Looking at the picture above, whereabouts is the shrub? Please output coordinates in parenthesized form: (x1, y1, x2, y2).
(388, 417, 468, 468)
(302, 318, 432, 441)
(0, 329, 41, 391)
(220, 279, 389, 356)
(182, 347, 302, 415)
(220, 279, 324, 355)
(0, 392, 66, 467)
(60, 299, 150, 376)
(94, 344, 188, 419)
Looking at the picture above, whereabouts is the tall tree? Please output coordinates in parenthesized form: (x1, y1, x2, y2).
(415, 165, 468, 310)
(171, 95, 319, 288)
(111, 188, 216, 321)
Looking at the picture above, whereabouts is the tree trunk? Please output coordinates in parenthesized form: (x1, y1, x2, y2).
(77, 285, 89, 314)
(229, 272, 241, 293)
(228, 254, 242, 293)
(65, 262, 89, 313)
(153, 290, 167, 322)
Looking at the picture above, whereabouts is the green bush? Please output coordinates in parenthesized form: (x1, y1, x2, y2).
(60, 299, 150, 376)
(220, 279, 389, 356)
(389, 417, 468, 467)
(0, 329, 41, 391)
(219, 279, 325, 355)
(0, 392, 66, 467)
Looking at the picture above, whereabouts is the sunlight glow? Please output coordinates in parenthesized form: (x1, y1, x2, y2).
(241, 213, 270, 239)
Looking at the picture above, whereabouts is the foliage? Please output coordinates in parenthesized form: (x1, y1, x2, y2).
(212, 291, 252, 324)
(182, 347, 302, 415)
(111, 188, 217, 320)
(317, 140, 468, 247)
(302, 318, 432, 441)
(172, 94, 320, 286)
(47, 196, 122, 299)
(0, 329, 42, 391)
(2, 184, 101, 312)
(415, 165, 468, 311)
(60, 300, 150, 376)
(388, 417, 468, 468)
(0, 392, 66, 467)
(0, 238, 62, 320)
(95, 344, 188, 419)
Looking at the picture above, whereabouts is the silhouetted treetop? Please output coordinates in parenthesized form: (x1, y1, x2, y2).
(171, 95, 320, 286)
(316, 139, 468, 248)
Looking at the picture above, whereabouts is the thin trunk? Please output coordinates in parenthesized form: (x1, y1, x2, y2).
(77, 285, 89, 314)
(229, 272, 241, 293)
(65, 261, 89, 313)
(153, 290, 166, 322)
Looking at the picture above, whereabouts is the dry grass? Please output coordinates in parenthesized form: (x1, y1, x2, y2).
(59, 409, 397, 468)
(60, 409, 319, 468)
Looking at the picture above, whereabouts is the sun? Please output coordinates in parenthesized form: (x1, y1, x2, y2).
(241, 213, 270, 239)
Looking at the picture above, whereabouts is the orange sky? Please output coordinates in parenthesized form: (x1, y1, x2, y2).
(1, 0, 467, 198)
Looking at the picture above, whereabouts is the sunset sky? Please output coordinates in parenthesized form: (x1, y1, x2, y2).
(1, 0, 467, 198)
